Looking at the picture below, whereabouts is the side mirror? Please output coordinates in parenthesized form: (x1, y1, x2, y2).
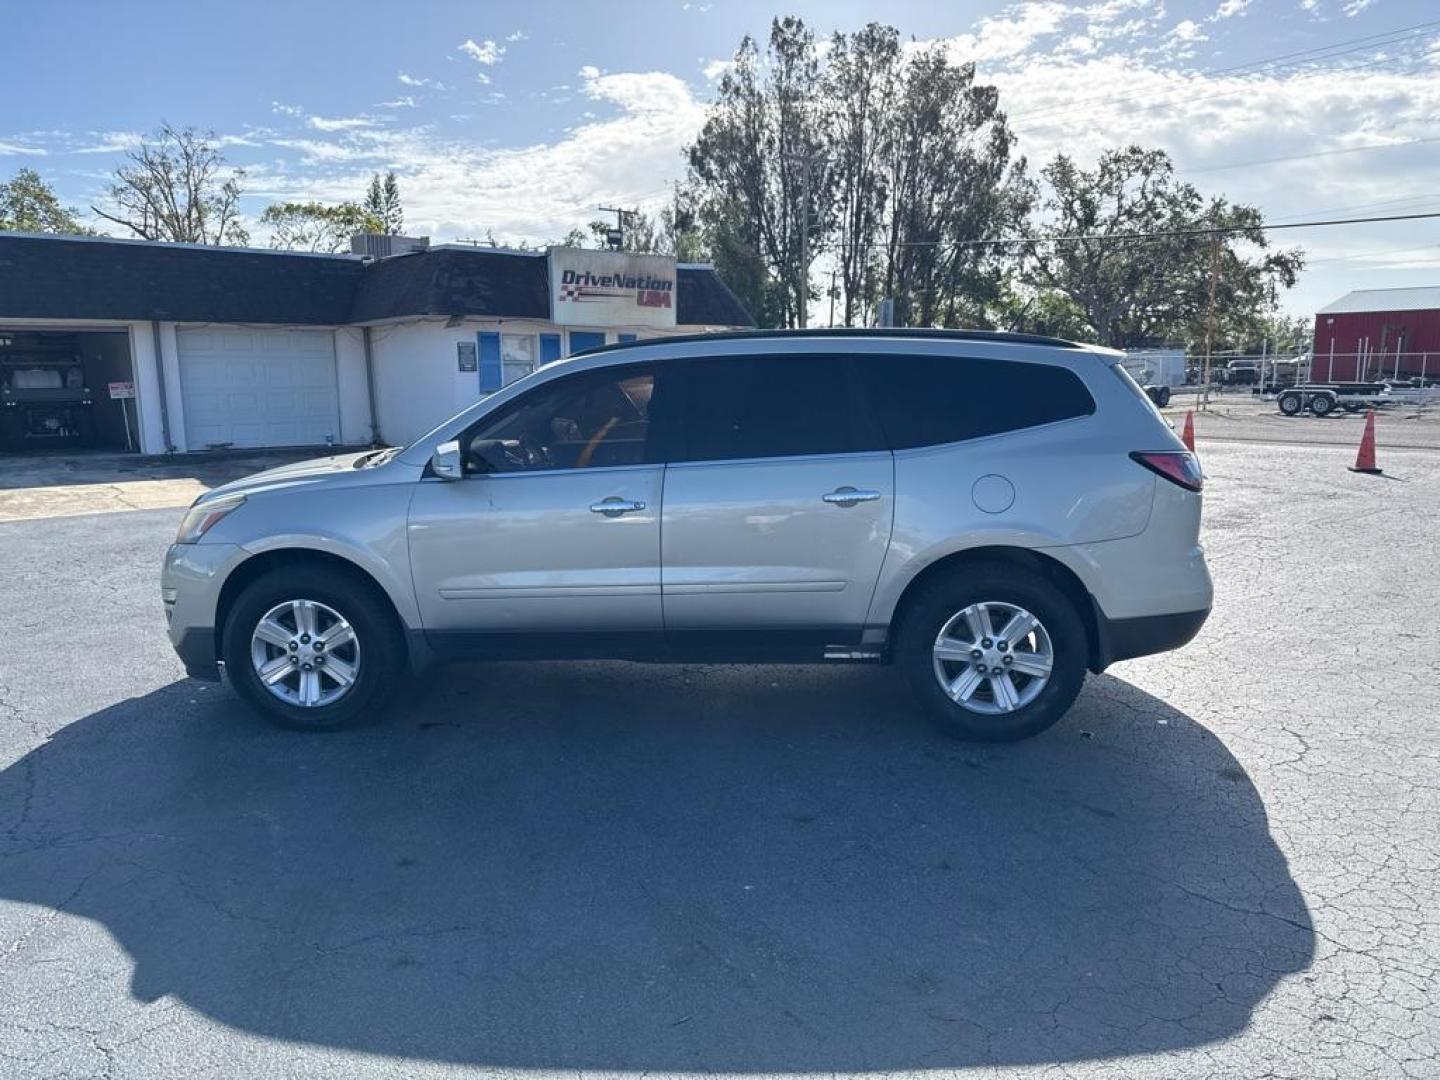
(430, 439, 464, 481)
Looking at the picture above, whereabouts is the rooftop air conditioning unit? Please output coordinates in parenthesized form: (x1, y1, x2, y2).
(350, 233, 431, 259)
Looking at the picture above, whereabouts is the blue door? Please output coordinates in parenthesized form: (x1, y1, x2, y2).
(539, 333, 562, 365)
(568, 331, 605, 355)
(477, 331, 502, 392)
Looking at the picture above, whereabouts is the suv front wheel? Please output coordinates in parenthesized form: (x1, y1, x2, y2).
(896, 563, 1088, 742)
(221, 565, 403, 730)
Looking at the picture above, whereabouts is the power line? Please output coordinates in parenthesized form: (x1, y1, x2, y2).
(814, 209, 1440, 254)
(1181, 134, 1440, 174)
(1306, 241, 1440, 266)
(1265, 191, 1440, 222)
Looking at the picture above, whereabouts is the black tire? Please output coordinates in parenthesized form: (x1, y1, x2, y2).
(221, 565, 405, 730)
(1309, 393, 1336, 417)
(895, 562, 1088, 742)
(1343, 402, 1362, 413)
(1156, 386, 1172, 408)
(1278, 392, 1302, 416)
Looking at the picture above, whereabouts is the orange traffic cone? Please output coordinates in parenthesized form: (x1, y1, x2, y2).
(1349, 410, 1382, 474)
(1180, 410, 1195, 452)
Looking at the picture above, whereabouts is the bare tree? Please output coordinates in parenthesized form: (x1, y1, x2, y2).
(91, 124, 248, 245)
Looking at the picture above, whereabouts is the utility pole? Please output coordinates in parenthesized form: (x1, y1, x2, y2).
(1200, 222, 1221, 411)
(783, 152, 826, 329)
(596, 206, 633, 250)
(796, 164, 810, 329)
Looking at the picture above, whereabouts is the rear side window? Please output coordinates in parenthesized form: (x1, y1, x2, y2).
(669, 355, 877, 463)
(858, 354, 1095, 450)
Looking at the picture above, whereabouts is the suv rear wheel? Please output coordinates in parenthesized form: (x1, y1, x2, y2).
(222, 565, 404, 730)
(895, 563, 1087, 742)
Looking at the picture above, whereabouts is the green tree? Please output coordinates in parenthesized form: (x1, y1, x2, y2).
(874, 44, 1028, 328)
(686, 17, 834, 327)
(825, 23, 900, 326)
(683, 18, 1025, 328)
(260, 201, 383, 252)
(991, 278, 1094, 341)
(0, 168, 93, 235)
(92, 123, 247, 245)
(1022, 147, 1303, 349)
(363, 171, 403, 234)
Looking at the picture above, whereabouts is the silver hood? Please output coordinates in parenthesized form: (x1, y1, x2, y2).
(197, 450, 381, 503)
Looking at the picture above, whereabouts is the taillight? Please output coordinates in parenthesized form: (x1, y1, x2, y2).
(1130, 450, 1203, 492)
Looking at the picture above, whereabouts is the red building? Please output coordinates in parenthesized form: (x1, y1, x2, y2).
(1311, 286, 1440, 382)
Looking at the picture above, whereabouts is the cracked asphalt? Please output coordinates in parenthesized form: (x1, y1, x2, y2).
(0, 438, 1436, 1079)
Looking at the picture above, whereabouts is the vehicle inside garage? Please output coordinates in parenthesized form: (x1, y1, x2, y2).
(0, 328, 138, 453)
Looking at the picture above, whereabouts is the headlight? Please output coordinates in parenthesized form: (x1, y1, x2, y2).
(175, 494, 246, 544)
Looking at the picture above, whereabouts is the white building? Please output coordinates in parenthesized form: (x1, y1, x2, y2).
(0, 233, 753, 456)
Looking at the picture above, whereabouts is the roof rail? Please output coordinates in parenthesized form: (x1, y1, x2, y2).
(574, 327, 1084, 357)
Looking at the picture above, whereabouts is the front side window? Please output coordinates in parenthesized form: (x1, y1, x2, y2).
(670, 355, 872, 463)
(859, 354, 1095, 450)
(463, 364, 655, 473)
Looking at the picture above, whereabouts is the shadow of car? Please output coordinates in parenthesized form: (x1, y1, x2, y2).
(0, 663, 1312, 1071)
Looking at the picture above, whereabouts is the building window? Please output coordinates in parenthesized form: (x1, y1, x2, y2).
(501, 334, 537, 385)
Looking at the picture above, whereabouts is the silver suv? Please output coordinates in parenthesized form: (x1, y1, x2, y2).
(162, 330, 1211, 742)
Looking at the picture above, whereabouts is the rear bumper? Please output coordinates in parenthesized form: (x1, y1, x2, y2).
(1091, 606, 1210, 671)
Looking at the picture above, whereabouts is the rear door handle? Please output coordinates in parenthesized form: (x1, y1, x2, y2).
(590, 497, 647, 517)
(823, 487, 883, 507)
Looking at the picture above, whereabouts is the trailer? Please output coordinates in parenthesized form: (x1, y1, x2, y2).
(1276, 382, 1387, 417)
(1121, 350, 1186, 407)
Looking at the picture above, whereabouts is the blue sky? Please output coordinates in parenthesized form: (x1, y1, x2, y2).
(3, 0, 1439, 318)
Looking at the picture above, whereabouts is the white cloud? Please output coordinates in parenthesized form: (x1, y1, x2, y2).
(248, 70, 706, 247)
(1343, 0, 1376, 15)
(0, 141, 46, 155)
(458, 38, 505, 65)
(1212, 0, 1251, 19)
(506, 30, 527, 42)
(1168, 19, 1207, 42)
(578, 64, 601, 79)
(307, 115, 377, 132)
(475, 71, 492, 85)
(701, 58, 731, 81)
(398, 72, 446, 89)
(272, 102, 303, 118)
(73, 131, 142, 154)
(380, 96, 419, 108)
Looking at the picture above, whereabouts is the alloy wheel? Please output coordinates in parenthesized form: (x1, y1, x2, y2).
(931, 601, 1054, 715)
(249, 599, 361, 708)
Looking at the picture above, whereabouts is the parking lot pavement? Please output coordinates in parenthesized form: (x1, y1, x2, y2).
(0, 439, 1436, 1079)
(1159, 391, 1440, 450)
(0, 449, 350, 522)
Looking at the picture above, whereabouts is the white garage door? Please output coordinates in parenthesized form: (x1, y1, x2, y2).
(178, 328, 340, 449)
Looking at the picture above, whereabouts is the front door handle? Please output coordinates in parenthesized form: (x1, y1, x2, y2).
(823, 486, 883, 507)
(590, 497, 647, 517)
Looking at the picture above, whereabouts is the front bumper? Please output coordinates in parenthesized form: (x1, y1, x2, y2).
(162, 542, 243, 681)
